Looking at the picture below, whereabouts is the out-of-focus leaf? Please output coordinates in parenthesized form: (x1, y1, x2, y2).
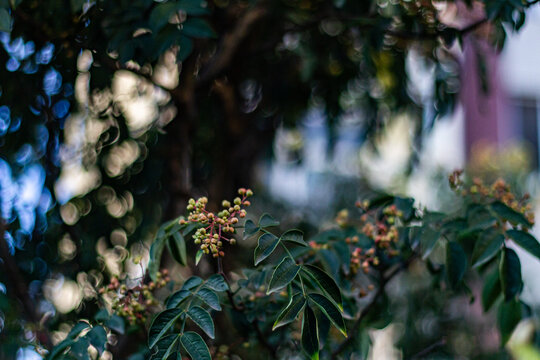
(500, 248, 522, 301)
(482, 267, 501, 312)
(472, 230, 504, 268)
(498, 298, 522, 345)
(446, 241, 467, 288)
(507, 230, 540, 260)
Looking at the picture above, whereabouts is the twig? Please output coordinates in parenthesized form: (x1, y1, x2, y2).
(407, 337, 447, 359)
(0, 219, 52, 349)
(216, 256, 277, 357)
(331, 255, 416, 357)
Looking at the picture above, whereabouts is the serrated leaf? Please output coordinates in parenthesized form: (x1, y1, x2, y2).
(254, 233, 280, 266)
(490, 201, 532, 227)
(243, 219, 260, 239)
(150, 334, 179, 360)
(182, 18, 216, 38)
(166, 290, 191, 309)
(482, 267, 501, 312)
(498, 298, 522, 345)
(472, 230, 504, 268)
(187, 306, 215, 339)
(272, 293, 306, 330)
(308, 293, 347, 337)
(302, 265, 342, 309)
(205, 274, 229, 292)
(281, 229, 307, 247)
(302, 306, 319, 360)
(195, 250, 203, 265)
(168, 232, 187, 266)
(87, 326, 107, 355)
(148, 308, 184, 348)
(259, 213, 280, 228)
(507, 229, 540, 260)
(180, 331, 211, 360)
(182, 276, 203, 291)
(177, 35, 193, 63)
(500, 247, 522, 301)
(446, 241, 467, 288)
(196, 288, 221, 311)
(267, 257, 300, 294)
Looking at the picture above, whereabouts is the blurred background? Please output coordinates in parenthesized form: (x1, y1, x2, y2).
(2, 0, 540, 359)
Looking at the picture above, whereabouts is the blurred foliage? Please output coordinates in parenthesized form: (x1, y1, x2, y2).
(0, 0, 539, 359)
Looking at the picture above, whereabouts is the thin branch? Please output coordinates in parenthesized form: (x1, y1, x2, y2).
(217, 256, 277, 357)
(198, 5, 268, 84)
(407, 337, 447, 359)
(0, 220, 52, 349)
(331, 255, 416, 357)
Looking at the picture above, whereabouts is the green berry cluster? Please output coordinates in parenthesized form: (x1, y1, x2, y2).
(99, 269, 170, 324)
(180, 188, 253, 258)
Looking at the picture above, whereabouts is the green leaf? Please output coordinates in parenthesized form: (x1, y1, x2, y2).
(182, 18, 216, 38)
(149, 2, 176, 32)
(106, 315, 125, 335)
(0, 8, 10, 32)
(149, 235, 166, 281)
(267, 257, 300, 294)
(182, 276, 203, 291)
(87, 326, 107, 355)
(177, 0, 210, 15)
(196, 288, 221, 311)
(308, 293, 347, 337)
(500, 247, 522, 301)
(446, 241, 467, 288)
(180, 331, 211, 360)
(205, 274, 229, 292)
(507, 229, 540, 260)
(472, 230, 504, 268)
(281, 229, 307, 247)
(148, 308, 183, 348)
(243, 219, 260, 239)
(272, 293, 306, 330)
(48, 339, 75, 360)
(259, 213, 280, 228)
(150, 334, 179, 360)
(166, 290, 191, 309)
(301, 265, 342, 309)
(498, 298, 522, 345)
(420, 227, 440, 259)
(195, 249, 203, 265)
(187, 306, 215, 339)
(168, 232, 187, 266)
(301, 306, 319, 360)
(67, 321, 91, 339)
(482, 267, 501, 312)
(177, 35, 193, 63)
(490, 201, 532, 227)
(70, 337, 90, 360)
(254, 233, 280, 266)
